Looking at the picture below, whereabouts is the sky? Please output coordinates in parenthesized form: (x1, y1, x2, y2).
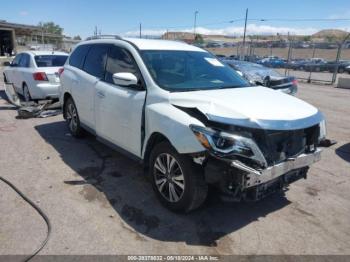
(1, 0, 350, 38)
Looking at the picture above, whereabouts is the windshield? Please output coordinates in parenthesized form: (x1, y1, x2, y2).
(34, 55, 68, 67)
(141, 50, 249, 92)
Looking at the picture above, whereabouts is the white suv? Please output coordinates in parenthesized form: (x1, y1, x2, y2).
(60, 36, 326, 212)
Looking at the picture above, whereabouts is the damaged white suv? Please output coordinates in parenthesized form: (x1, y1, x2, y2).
(60, 36, 326, 212)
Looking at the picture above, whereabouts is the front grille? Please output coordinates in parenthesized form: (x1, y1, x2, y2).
(251, 125, 320, 166)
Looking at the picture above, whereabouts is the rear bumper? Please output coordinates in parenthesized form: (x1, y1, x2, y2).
(31, 83, 60, 99)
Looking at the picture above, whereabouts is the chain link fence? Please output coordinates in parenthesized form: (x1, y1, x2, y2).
(206, 33, 350, 85)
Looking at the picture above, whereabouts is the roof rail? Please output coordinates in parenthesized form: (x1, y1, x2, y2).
(85, 35, 123, 41)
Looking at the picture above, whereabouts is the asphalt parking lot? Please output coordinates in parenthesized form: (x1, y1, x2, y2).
(0, 67, 350, 256)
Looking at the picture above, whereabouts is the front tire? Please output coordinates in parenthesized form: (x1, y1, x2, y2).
(64, 97, 83, 137)
(149, 141, 208, 213)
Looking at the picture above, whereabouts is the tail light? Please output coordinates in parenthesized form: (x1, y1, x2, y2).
(292, 79, 298, 86)
(58, 68, 64, 77)
(33, 72, 48, 81)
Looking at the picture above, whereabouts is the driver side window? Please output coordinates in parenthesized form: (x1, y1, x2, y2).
(104, 46, 141, 85)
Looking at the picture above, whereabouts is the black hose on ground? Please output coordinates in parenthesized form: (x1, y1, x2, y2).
(0, 176, 51, 262)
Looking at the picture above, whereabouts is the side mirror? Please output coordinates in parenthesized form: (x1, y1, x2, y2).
(3, 61, 11, 67)
(112, 72, 138, 87)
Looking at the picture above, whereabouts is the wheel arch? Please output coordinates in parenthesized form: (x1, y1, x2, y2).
(62, 92, 73, 119)
(143, 132, 171, 170)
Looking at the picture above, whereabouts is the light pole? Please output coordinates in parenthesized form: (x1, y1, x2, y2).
(139, 23, 142, 39)
(241, 8, 248, 60)
(194, 11, 199, 39)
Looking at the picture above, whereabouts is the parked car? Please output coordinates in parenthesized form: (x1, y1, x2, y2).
(60, 36, 326, 212)
(303, 58, 328, 72)
(3, 51, 68, 101)
(215, 54, 227, 59)
(323, 60, 350, 73)
(286, 59, 309, 70)
(224, 60, 298, 95)
(345, 65, 350, 74)
(257, 57, 286, 68)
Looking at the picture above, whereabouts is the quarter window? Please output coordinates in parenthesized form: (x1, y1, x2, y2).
(69, 45, 90, 69)
(11, 54, 22, 66)
(19, 54, 30, 67)
(105, 46, 141, 84)
(83, 44, 110, 78)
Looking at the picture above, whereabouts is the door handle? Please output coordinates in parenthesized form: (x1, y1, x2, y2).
(97, 91, 105, 98)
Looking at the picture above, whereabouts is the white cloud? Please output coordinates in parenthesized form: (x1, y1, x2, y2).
(19, 10, 29, 16)
(122, 24, 319, 37)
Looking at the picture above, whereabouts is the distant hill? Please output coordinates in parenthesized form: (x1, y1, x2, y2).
(162, 29, 349, 43)
(312, 29, 348, 40)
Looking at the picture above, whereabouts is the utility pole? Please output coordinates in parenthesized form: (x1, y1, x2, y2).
(194, 11, 199, 39)
(139, 23, 142, 39)
(332, 32, 350, 84)
(41, 26, 44, 45)
(241, 8, 248, 60)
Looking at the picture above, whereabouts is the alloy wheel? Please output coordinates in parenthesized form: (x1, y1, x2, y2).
(153, 153, 185, 203)
(66, 103, 78, 132)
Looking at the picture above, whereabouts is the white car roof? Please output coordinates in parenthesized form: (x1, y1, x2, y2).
(124, 38, 206, 52)
(81, 37, 206, 52)
(22, 51, 69, 56)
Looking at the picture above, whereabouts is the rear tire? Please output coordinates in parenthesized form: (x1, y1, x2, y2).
(64, 97, 83, 137)
(149, 141, 208, 213)
(338, 68, 345, 74)
(3, 73, 8, 84)
(23, 84, 32, 102)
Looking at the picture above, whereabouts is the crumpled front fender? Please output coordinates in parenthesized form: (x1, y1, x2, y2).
(143, 103, 206, 156)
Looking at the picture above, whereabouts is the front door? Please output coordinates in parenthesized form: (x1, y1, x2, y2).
(95, 45, 146, 157)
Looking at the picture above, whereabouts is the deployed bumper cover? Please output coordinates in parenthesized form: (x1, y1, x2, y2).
(204, 149, 322, 201)
(231, 148, 322, 188)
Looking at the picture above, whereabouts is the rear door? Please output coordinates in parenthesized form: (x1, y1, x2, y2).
(6, 54, 22, 91)
(65, 45, 92, 128)
(17, 53, 33, 92)
(76, 44, 110, 129)
(95, 45, 146, 157)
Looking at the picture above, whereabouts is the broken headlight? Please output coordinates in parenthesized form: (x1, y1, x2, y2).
(190, 125, 267, 167)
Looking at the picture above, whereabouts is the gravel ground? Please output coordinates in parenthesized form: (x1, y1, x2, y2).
(0, 68, 349, 256)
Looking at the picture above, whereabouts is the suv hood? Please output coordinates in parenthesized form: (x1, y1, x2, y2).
(169, 86, 323, 130)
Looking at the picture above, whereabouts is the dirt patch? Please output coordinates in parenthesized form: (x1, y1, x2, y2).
(79, 184, 110, 208)
(306, 187, 320, 197)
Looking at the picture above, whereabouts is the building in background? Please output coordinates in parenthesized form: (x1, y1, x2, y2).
(0, 19, 79, 56)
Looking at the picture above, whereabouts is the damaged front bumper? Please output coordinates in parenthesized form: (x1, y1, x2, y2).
(232, 148, 321, 188)
(202, 148, 322, 201)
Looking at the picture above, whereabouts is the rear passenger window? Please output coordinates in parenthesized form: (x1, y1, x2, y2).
(69, 45, 90, 69)
(105, 46, 141, 84)
(19, 54, 30, 67)
(11, 54, 22, 66)
(83, 44, 110, 78)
